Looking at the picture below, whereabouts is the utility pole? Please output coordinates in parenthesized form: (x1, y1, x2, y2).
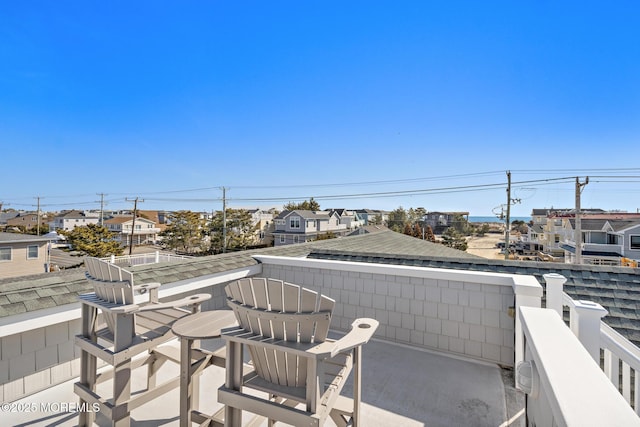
(35, 196, 41, 236)
(574, 177, 589, 264)
(221, 187, 227, 253)
(504, 171, 521, 260)
(126, 197, 144, 255)
(97, 193, 107, 226)
(505, 172, 511, 260)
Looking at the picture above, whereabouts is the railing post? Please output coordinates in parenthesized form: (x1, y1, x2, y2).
(513, 277, 543, 372)
(110, 254, 115, 264)
(570, 300, 608, 363)
(155, 250, 160, 264)
(543, 273, 566, 317)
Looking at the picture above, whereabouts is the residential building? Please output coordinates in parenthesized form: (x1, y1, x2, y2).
(5, 212, 49, 232)
(247, 208, 275, 245)
(326, 208, 364, 230)
(561, 218, 640, 265)
(104, 216, 161, 246)
(48, 210, 100, 232)
(527, 208, 640, 264)
(422, 211, 470, 234)
(0, 232, 54, 279)
(355, 208, 386, 225)
(272, 210, 348, 245)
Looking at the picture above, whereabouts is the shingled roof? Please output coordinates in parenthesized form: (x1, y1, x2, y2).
(307, 249, 640, 346)
(0, 230, 478, 318)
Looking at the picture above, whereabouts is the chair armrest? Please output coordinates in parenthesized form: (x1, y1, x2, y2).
(136, 293, 211, 312)
(133, 282, 161, 294)
(79, 293, 140, 313)
(134, 282, 161, 303)
(320, 318, 379, 357)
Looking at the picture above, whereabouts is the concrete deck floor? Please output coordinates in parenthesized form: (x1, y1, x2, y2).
(5, 338, 524, 427)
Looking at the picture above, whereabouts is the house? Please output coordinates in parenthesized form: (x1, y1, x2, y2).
(104, 215, 161, 246)
(0, 232, 55, 279)
(1, 230, 640, 425)
(48, 210, 100, 232)
(355, 208, 386, 225)
(422, 211, 470, 234)
(528, 208, 640, 264)
(247, 208, 275, 245)
(561, 218, 640, 265)
(5, 212, 49, 232)
(326, 208, 364, 230)
(272, 209, 348, 245)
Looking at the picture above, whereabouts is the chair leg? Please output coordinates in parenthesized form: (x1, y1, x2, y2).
(353, 347, 362, 427)
(78, 304, 98, 427)
(78, 348, 97, 426)
(113, 360, 132, 427)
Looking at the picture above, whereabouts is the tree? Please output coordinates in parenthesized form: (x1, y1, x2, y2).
(60, 224, 124, 257)
(161, 211, 205, 254)
(369, 213, 383, 225)
(387, 207, 408, 233)
(441, 227, 468, 251)
(451, 214, 472, 235)
(283, 198, 320, 211)
(209, 208, 257, 252)
(424, 225, 436, 243)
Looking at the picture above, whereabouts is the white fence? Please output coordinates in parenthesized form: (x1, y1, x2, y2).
(544, 273, 640, 415)
(101, 251, 193, 267)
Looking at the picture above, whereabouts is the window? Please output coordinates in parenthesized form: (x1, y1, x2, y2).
(290, 217, 300, 229)
(280, 235, 286, 243)
(27, 245, 39, 259)
(631, 236, 640, 250)
(0, 247, 11, 261)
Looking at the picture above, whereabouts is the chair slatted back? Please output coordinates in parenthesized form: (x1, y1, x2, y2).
(84, 257, 136, 336)
(225, 278, 335, 387)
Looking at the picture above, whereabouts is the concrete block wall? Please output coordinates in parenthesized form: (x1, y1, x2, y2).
(259, 262, 516, 366)
(1, 319, 82, 403)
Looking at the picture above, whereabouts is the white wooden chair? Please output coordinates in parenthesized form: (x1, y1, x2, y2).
(75, 257, 211, 427)
(218, 277, 379, 427)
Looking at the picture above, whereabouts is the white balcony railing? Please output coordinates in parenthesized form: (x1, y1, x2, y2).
(544, 273, 640, 415)
(101, 251, 194, 267)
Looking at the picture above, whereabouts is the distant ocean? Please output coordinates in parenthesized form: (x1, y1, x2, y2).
(469, 216, 531, 223)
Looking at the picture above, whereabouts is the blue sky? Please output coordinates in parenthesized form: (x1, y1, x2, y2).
(1, 1, 639, 217)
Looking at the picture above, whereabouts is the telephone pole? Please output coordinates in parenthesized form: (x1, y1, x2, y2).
(574, 177, 589, 264)
(35, 196, 42, 236)
(504, 172, 511, 260)
(221, 187, 227, 253)
(126, 197, 144, 255)
(97, 193, 107, 226)
(504, 171, 521, 260)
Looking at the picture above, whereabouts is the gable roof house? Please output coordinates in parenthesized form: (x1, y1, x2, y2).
(104, 216, 161, 246)
(272, 209, 348, 246)
(48, 210, 100, 232)
(1, 229, 640, 426)
(0, 232, 54, 279)
(423, 211, 470, 234)
(561, 218, 640, 266)
(5, 212, 49, 232)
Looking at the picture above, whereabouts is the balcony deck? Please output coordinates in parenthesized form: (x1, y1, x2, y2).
(3, 336, 523, 427)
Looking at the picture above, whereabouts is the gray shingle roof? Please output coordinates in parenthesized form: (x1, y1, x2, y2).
(0, 231, 475, 318)
(307, 249, 640, 346)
